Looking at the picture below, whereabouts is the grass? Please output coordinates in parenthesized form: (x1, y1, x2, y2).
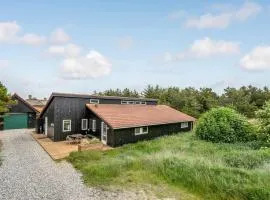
(67, 132, 270, 200)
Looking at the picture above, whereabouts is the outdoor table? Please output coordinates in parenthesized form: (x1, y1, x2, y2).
(67, 134, 84, 144)
(69, 134, 83, 139)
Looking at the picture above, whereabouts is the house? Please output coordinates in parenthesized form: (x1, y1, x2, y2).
(37, 92, 158, 141)
(25, 95, 47, 113)
(38, 92, 195, 146)
(3, 93, 46, 130)
(85, 104, 195, 147)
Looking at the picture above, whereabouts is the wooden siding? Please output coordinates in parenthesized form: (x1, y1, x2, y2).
(85, 108, 193, 147)
(42, 96, 157, 141)
(36, 118, 44, 133)
(111, 122, 193, 147)
(10, 96, 34, 113)
(85, 107, 102, 138)
(27, 113, 36, 128)
(42, 99, 55, 139)
(53, 97, 89, 141)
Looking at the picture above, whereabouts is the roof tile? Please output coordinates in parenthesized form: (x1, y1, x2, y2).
(86, 104, 195, 129)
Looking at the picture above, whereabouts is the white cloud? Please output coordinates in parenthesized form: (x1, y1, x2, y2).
(119, 36, 133, 50)
(0, 21, 47, 46)
(50, 28, 71, 44)
(235, 2, 261, 21)
(48, 43, 81, 57)
(240, 46, 270, 70)
(0, 59, 9, 68)
(190, 37, 240, 57)
(0, 21, 20, 42)
(61, 50, 112, 79)
(164, 37, 240, 62)
(186, 13, 232, 29)
(20, 33, 46, 45)
(186, 2, 262, 29)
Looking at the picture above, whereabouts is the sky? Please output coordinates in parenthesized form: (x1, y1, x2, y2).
(0, 0, 270, 98)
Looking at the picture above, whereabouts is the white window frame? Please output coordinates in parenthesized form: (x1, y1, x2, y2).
(81, 119, 88, 130)
(134, 126, 148, 135)
(92, 119, 96, 132)
(121, 100, 136, 104)
(101, 121, 108, 144)
(90, 99, 99, 104)
(181, 122, 189, 128)
(121, 100, 128, 104)
(140, 101, 146, 105)
(63, 120, 71, 132)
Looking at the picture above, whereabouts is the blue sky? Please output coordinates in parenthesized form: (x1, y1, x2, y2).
(0, 0, 270, 98)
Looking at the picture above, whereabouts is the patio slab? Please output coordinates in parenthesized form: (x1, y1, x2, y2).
(31, 133, 113, 160)
(31, 133, 78, 160)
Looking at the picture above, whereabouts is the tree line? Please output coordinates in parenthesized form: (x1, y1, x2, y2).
(1, 82, 270, 119)
(96, 85, 270, 118)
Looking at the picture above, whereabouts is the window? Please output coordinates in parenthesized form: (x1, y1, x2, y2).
(92, 119, 96, 132)
(122, 100, 146, 105)
(134, 126, 148, 135)
(101, 122, 107, 144)
(135, 127, 141, 135)
(121, 100, 128, 104)
(181, 122, 189, 128)
(121, 100, 136, 104)
(142, 126, 148, 133)
(90, 99, 99, 104)
(81, 119, 88, 130)
(63, 120, 71, 132)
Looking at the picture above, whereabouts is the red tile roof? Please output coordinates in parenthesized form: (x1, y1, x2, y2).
(86, 104, 195, 129)
(33, 106, 44, 113)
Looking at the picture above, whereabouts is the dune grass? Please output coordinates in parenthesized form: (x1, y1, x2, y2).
(68, 132, 270, 200)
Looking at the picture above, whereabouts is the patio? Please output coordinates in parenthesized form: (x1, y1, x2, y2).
(31, 133, 113, 160)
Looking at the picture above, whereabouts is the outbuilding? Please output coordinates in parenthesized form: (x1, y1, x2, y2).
(85, 104, 195, 147)
(3, 93, 44, 130)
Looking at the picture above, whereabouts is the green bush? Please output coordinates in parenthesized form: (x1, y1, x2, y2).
(195, 107, 255, 143)
(255, 101, 270, 144)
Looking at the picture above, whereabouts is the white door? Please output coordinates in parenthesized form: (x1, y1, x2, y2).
(44, 117, 48, 136)
(101, 122, 107, 144)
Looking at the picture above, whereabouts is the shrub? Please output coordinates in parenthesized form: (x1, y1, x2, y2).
(195, 107, 255, 143)
(255, 101, 270, 144)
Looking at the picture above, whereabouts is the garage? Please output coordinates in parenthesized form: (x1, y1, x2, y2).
(3, 113, 28, 130)
(3, 93, 45, 130)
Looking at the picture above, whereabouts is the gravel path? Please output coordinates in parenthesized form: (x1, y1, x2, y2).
(0, 129, 148, 200)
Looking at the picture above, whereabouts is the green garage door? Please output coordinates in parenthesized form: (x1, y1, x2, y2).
(3, 113, 28, 130)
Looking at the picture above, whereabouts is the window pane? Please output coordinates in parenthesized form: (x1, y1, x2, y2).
(135, 128, 140, 134)
(142, 127, 148, 133)
(92, 119, 96, 131)
(63, 120, 71, 131)
(82, 119, 87, 130)
(90, 99, 99, 104)
(181, 122, 188, 128)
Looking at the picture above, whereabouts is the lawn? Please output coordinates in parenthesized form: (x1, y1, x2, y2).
(68, 132, 270, 200)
